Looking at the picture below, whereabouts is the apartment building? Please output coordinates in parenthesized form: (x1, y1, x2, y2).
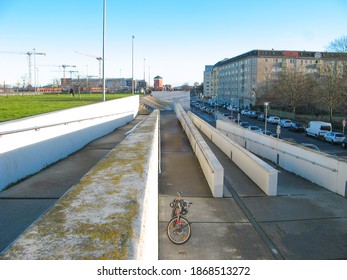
(203, 65, 214, 97)
(207, 50, 347, 109)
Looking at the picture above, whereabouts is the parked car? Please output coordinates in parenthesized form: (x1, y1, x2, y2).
(258, 113, 265, 121)
(279, 119, 292, 128)
(341, 138, 347, 148)
(239, 121, 249, 128)
(250, 111, 260, 119)
(323, 132, 346, 144)
(300, 143, 320, 151)
(267, 116, 280, 124)
(248, 126, 262, 133)
(262, 129, 276, 136)
(289, 122, 305, 132)
(305, 121, 332, 139)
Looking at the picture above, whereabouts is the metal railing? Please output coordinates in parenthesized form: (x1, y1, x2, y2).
(0, 111, 134, 136)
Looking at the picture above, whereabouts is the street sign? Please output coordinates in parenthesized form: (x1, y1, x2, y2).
(343, 119, 346, 127)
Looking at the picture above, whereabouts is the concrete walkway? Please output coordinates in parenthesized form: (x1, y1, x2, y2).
(1, 109, 346, 260)
(0, 115, 146, 255)
(159, 110, 347, 260)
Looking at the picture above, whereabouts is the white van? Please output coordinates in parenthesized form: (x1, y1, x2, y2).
(305, 121, 332, 138)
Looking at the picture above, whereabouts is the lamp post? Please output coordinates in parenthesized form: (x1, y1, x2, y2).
(264, 102, 269, 133)
(148, 65, 150, 92)
(102, 0, 106, 102)
(132, 35, 135, 95)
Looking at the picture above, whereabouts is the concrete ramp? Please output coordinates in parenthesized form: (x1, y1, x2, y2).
(1, 111, 159, 260)
(140, 95, 172, 111)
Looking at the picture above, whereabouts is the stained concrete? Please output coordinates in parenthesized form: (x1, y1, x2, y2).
(159, 110, 347, 260)
(0, 115, 146, 254)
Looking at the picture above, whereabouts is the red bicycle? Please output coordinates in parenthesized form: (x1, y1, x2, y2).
(167, 192, 192, 244)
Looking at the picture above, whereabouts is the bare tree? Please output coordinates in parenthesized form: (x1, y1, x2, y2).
(325, 35, 347, 52)
(263, 71, 307, 116)
(316, 64, 346, 122)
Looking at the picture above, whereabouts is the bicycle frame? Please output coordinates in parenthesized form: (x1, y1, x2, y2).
(167, 192, 192, 244)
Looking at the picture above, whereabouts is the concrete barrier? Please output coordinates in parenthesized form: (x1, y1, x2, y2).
(174, 103, 223, 197)
(0, 96, 139, 191)
(1, 110, 159, 260)
(152, 91, 190, 110)
(189, 112, 278, 196)
(217, 120, 347, 197)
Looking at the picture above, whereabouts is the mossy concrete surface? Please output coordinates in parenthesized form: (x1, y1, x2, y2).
(1, 110, 159, 260)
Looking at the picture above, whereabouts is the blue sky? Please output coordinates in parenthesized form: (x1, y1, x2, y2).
(1, 0, 347, 87)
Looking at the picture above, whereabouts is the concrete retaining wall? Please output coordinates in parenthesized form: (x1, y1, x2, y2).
(217, 120, 347, 197)
(152, 91, 190, 110)
(189, 112, 278, 196)
(174, 103, 223, 197)
(1, 110, 159, 260)
(0, 96, 139, 191)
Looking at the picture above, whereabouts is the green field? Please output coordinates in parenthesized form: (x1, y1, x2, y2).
(0, 93, 134, 122)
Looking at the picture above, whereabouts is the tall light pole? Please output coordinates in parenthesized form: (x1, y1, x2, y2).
(148, 65, 150, 91)
(102, 0, 106, 102)
(144, 58, 146, 79)
(33, 48, 37, 92)
(132, 35, 135, 95)
(264, 102, 269, 133)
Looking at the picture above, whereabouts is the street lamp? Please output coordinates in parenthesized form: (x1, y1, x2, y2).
(132, 35, 135, 95)
(102, 0, 106, 102)
(264, 102, 269, 133)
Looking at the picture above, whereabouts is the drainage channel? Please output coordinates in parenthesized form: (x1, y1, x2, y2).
(224, 179, 284, 260)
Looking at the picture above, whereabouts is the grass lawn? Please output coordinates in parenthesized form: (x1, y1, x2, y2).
(0, 93, 134, 122)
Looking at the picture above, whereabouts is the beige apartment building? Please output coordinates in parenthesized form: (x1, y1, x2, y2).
(208, 49, 347, 109)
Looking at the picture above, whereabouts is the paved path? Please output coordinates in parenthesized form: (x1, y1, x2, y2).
(1, 109, 346, 259)
(159, 110, 347, 260)
(0, 115, 146, 254)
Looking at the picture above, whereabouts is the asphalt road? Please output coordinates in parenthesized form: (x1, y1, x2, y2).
(191, 105, 347, 159)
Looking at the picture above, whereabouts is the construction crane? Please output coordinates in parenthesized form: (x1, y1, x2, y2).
(61, 65, 77, 88)
(41, 64, 77, 88)
(0, 49, 46, 88)
(75, 51, 102, 85)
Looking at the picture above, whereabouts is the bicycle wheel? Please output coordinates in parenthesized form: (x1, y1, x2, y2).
(167, 216, 191, 245)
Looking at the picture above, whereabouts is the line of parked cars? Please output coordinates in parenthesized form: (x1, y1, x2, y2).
(192, 101, 346, 148)
(239, 110, 346, 147)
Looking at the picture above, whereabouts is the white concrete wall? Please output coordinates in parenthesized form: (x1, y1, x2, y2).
(136, 111, 159, 260)
(0, 96, 139, 191)
(189, 112, 278, 196)
(174, 103, 224, 197)
(1, 110, 159, 260)
(152, 91, 190, 110)
(217, 120, 347, 197)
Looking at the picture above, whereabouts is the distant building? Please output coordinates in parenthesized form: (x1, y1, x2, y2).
(153, 75, 163, 91)
(210, 49, 347, 109)
(203, 65, 214, 97)
(137, 79, 147, 93)
(62, 78, 141, 93)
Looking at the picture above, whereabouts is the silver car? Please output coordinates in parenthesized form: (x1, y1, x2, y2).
(324, 132, 345, 144)
(280, 119, 292, 128)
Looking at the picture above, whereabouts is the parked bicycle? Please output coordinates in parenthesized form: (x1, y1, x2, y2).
(167, 192, 193, 244)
